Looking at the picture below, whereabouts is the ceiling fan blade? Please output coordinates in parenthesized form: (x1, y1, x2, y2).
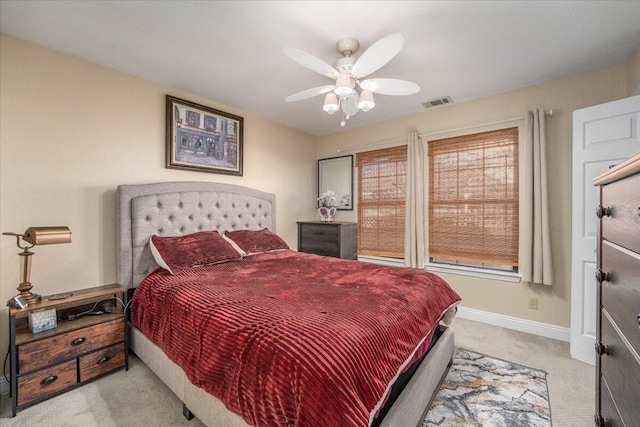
(359, 78, 420, 96)
(284, 85, 335, 102)
(284, 48, 339, 79)
(351, 34, 404, 79)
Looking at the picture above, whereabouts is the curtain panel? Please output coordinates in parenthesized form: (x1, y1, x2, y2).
(520, 108, 553, 285)
(404, 132, 426, 268)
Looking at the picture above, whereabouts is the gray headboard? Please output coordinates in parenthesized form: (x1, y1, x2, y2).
(116, 181, 276, 289)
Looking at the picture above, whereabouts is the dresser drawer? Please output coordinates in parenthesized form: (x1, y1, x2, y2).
(19, 317, 125, 373)
(299, 223, 340, 257)
(600, 312, 640, 426)
(79, 343, 126, 382)
(601, 241, 640, 357)
(17, 359, 77, 406)
(600, 376, 625, 427)
(299, 223, 339, 239)
(602, 173, 640, 253)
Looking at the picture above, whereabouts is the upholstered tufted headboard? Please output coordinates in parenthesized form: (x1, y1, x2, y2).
(116, 181, 276, 288)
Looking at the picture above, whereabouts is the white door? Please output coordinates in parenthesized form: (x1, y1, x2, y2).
(571, 95, 640, 365)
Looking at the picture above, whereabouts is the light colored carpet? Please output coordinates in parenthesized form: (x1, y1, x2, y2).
(0, 318, 593, 426)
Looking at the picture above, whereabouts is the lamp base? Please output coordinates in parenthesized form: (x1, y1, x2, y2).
(21, 292, 42, 305)
(7, 292, 41, 308)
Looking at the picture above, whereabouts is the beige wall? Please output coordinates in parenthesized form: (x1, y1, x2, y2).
(0, 35, 317, 351)
(317, 64, 629, 329)
(627, 44, 640, 96)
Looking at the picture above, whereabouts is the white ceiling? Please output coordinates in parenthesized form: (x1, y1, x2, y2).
(2, 1, 640, 136)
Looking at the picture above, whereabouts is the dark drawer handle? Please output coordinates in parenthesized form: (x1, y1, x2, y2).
(594, 341, 611, 356)
(594, 269, 611, 284)
(40, 375, 58, 386)
(594, 413, 611, 427)
(595, 205, 611, 219)
(71, 337, 86, 346)
(97, 356, 111, 365)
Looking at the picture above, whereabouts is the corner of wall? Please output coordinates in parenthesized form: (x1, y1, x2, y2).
(627, 44, 640, 96)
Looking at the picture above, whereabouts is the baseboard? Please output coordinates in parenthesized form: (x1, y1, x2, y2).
(0, 376, 8, 395)
(456, 306, 570, 342)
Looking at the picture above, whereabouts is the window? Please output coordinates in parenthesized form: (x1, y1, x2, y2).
(428, 128, 519, 271)
(356, 146, 407, 258)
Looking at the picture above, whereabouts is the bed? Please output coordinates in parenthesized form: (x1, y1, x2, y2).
(116, 181, 459, 427)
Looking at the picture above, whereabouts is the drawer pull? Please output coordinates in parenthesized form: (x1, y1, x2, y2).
(40, 375, 58, 386)
(594, 269, 611, 284)
(97, 356, 111, 365)
(71, 337, 86, 346)
(594, 341, 611, 356)
(594, 413, 611, 427)
(595, 205, 611, 219)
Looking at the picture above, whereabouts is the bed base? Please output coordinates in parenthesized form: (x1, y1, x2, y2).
(130, 324, 453, 427)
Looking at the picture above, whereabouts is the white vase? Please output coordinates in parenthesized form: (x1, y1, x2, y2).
(318, 207, 337, 222)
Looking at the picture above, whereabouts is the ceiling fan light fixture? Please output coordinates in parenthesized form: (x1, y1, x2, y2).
(334, 73, 353, 96)
(322, 93, 339, 114)
(357, 90, 375, 112)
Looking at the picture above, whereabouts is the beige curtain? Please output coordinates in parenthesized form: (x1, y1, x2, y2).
(520, 109, 553, 285)
(404, 131, 426, 268)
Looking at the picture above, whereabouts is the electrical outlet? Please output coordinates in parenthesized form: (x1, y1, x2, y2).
(528, 297, 538, 310)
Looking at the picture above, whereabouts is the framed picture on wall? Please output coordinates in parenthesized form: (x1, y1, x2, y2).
(166, 95, 243, 176)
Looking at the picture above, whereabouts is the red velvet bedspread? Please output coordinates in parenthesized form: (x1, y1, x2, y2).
(131, 250, 460, 427)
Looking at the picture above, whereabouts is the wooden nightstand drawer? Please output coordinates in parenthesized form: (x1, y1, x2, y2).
(602, 173, 640, 253)
(79, 343, 126, 382)
(19, 317, 125, 374)
(17, 359, 77, 406)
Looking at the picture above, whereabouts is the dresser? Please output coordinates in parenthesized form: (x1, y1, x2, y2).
(8, 284, 128, 416)
(297, 221, 358, 259)
(593, 153, 640, 427)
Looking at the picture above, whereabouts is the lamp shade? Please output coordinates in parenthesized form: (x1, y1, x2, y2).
(22, 226, 71, 245)
(322, 93, 339, 114)
(357, 90, 375, 112)
(333, 73, 354, 96)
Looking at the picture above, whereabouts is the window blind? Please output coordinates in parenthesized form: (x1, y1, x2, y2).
(428, 127, 519, 267)
(356, 145, 407, 258)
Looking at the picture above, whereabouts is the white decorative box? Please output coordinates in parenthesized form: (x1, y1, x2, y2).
(28, 307, 57, 333)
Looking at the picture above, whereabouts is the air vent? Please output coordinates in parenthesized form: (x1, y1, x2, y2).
(422, 96, 453, 109)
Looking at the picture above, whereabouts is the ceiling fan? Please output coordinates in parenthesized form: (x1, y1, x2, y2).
(284, 34, 420, 126)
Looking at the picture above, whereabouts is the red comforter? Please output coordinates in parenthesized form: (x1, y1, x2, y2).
(131, 250, 460, 427)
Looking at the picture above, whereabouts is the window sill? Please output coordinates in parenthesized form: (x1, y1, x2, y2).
(357, 255, 405, 267)
(358, 256, 522, 283)
(425, 263, 522, 283)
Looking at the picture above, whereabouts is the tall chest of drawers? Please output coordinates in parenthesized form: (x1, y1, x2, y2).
(593, 153, 640, 427)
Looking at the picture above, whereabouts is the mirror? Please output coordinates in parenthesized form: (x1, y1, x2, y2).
(318, 155, 353, 210)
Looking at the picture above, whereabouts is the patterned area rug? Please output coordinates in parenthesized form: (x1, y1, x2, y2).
(422, 348, 551, 427)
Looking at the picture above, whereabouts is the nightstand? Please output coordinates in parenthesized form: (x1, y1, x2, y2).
(297, 221, 358, 259)
(7, 284, 128, 416)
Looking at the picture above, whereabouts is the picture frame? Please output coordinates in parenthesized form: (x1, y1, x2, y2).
(318, 155, 354, 210)
(166, 95, 243, 176)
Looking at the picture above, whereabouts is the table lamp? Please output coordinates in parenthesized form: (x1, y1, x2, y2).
(3, 226, 71, 306)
